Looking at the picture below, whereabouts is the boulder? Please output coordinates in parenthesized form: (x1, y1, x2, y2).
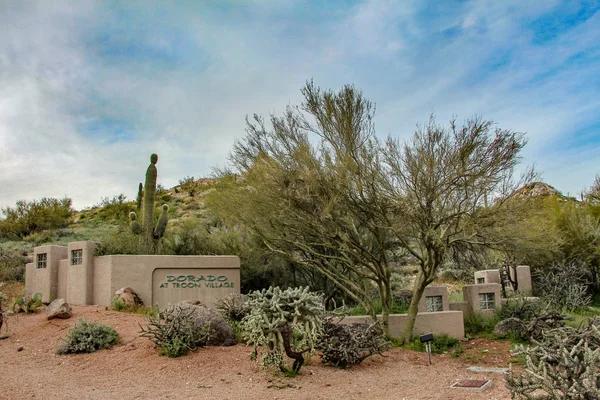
(166, 300, 237, 346)
(114, 287, 143, 307)
(46, 299, 72, 320)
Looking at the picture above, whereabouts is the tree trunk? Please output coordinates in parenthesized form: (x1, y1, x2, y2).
(381, 298, 390, 337)
(400, 271, 428, 345)
(279, 324, 304, 373)
(379, 277, 392, 337)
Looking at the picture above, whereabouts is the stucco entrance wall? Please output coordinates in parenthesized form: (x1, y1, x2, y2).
(417, 286, 449, 312)
(462, 283, 502, 316)
(25, 245, 68, 303)
(474, 269, 501, 284)
(97, 255, 240, 309)
(25, 241, 240, 310)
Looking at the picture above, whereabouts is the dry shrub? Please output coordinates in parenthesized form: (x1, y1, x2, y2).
(318, 317, 390, 368)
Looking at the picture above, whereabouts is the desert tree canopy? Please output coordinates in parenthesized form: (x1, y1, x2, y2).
(207, 81, 530, 340)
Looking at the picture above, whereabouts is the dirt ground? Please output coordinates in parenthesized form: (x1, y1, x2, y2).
(0, 306, 514, 400)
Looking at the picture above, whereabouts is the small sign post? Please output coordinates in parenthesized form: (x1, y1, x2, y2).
(419, 333, 434, 366)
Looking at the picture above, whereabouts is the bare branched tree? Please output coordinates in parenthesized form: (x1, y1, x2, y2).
(380, 116, 528, 341)
(208, 81, 530, 341)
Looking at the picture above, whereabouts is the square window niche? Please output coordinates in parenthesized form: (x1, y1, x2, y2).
(426, 295, 443, 312)
(478, 293, 495, 310)
(36, 253, 47, 269)
(71, 249, 83, 265)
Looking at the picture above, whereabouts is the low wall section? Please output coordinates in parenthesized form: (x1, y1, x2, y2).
(338, 311, 464, 340)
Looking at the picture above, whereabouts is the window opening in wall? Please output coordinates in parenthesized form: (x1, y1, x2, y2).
(479, 293, 495, 309)
(36, 253, 47, 269)
(425, 295, 443, 312)
(71, 249, 83, 265)
(477, 277, 485, 284)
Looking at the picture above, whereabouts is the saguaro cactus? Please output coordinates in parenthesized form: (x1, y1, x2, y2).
(129, 154, 169, 254)
(136, 183, 143, 212)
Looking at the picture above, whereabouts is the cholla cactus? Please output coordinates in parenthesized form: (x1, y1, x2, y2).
(242, 286, 324, 373)
(129, 154, 169, 254)
(506, 318, 600, 399)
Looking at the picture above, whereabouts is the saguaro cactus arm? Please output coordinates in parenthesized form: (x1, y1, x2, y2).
(154, 204, 169, 239)
(136, 183, 143, 212)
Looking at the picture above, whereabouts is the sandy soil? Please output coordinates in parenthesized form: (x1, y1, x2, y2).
(0, 306, 514, 400)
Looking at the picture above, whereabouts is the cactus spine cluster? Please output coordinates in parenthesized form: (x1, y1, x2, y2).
(129, 153, 169, 254)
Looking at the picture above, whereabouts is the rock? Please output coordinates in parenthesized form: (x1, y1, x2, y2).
(493, 317, 525, 339)
(46, 298, 72, 320)
(166, 300, 237, 346)
(114, 287, 143, 307)
(467, 366, 509, 374)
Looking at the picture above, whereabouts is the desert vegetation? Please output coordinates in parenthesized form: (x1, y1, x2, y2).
(1, 82, 599, 396)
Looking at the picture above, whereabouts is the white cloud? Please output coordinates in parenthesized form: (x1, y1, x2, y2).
(0, 0, 598, 212)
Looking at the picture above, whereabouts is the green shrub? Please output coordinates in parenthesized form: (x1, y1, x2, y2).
(464, 312, 499, 337)
(56, 318, 119, 354)
(0, 250, 26, 282)
(350, 297, 409, 316)
(318, 318, 391, 368)
(495, 295, 544, 322)
(139, 306, 211, 358)
(111, 296, 157, 317)
(1, 197, 73, 238)
(94, 226, 139, 256)
(111, 296, 127, 312)
(92, 194, 134, 222)
(405, 333, 462, 355)
(228, 320, 246, 344)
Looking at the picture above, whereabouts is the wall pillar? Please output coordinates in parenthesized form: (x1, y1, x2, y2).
(26, 245, 68, 303)
(66, 241, 98, 305)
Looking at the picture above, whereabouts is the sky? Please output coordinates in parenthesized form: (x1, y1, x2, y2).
(0, 0, 599, 212)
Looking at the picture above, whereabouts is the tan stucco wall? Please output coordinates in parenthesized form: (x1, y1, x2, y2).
(449, 301, 470, 318)
(57, 259, 68, 300)
(25, 262, 34, 296)
(463, 283, 502, 315)
(101, 254, 240, 309)
(93, 256, 112, 306)
(418, 286, 449, 312)
(338, 311, 465, 340)
(66, 242, 98, 305)
(474, 270, 501, 284)
(25, 241, 241, 309)
(27, 245, 68, 303)
(516, 265, 532, 295)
